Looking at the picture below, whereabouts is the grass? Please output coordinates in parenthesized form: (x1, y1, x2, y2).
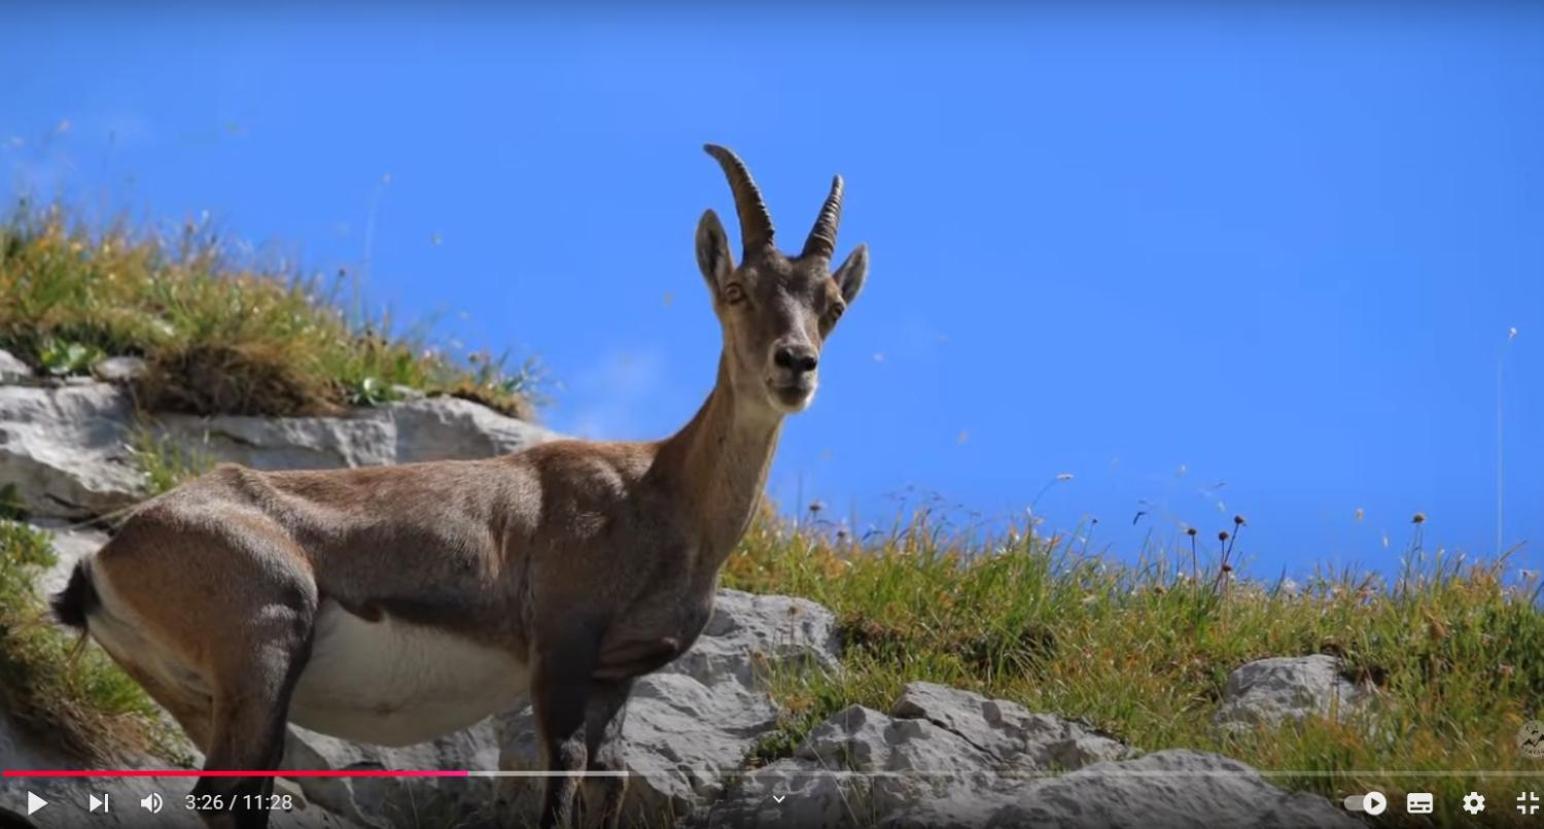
(0, 203, 542, 419)
(0, 517, 181, 764)
(723, 507, 1544, 826)
(128, 422, 215, 496)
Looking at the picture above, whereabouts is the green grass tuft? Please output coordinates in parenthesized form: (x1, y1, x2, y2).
(0, 204, 541, 419)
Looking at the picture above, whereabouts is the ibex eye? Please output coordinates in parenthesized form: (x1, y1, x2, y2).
(723, 284, 746, 305)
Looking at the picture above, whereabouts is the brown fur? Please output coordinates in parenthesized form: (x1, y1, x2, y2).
(59, 144, 869, 829)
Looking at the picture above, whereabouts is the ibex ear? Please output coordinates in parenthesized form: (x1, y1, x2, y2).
(695, 209, 734, 290)
(832, 243, 868, 305)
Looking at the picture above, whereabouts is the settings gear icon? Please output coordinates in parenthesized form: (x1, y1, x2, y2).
(1463, 792, 1486, 814)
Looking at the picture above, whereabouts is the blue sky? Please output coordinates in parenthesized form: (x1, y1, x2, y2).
(4, 4, 1541, 580)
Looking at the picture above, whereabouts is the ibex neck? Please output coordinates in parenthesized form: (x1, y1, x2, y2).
(658, 355, 782, 579)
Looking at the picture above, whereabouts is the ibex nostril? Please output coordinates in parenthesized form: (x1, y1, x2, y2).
(775, 346, 818, 374)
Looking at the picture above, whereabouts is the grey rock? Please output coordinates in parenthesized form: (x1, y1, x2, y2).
(0, 382, 557, 518)
(0, 349, 33, 384)
(977, 749, 1360, 829)
(888, 682, 1127, 772)
(29, 520, 110, 603)
(497, 590, 841, 826)
(0, 383, 144, 518)
(91, 356, 148, 383)
(709, 688, 1357, 829)
(1213, 655, 1370, 730)
(152, 396, 558, 472)
(282, 723, 502, 829)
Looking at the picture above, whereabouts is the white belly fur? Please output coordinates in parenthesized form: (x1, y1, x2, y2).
(288, 600, 530, 747)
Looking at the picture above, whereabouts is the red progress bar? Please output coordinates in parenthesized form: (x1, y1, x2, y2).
(4, 769, 468, 778)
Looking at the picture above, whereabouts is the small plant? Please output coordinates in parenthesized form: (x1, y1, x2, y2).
(36, 337, 104, 377)
(0, 483, 25, 521)
(345, 375, 400, 407)
(128, 425, 214, 495)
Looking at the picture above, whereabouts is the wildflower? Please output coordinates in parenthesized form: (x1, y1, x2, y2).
(1221, 563, 1233, 574)
(1412, 513, 1426, 524)
(1057, 473, 1075, 482)
(1186, 527, 1198, 537)
(1233, 514, 1246, 526)
(1218, 531, 1230, 542)
(808, 500, 825, 515)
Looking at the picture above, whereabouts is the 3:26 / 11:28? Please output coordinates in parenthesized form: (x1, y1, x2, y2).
(185, 793, 293, 812)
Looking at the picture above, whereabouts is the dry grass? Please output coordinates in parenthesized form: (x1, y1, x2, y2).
(0, 203, 541, 419)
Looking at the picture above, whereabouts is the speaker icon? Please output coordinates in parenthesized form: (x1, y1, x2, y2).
(139, 792, 163, 813)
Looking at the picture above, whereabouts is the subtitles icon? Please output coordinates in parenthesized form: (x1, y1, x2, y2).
(1406, 792, 1433, 814)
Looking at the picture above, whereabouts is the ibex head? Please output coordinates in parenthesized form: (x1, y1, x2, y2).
(696, 144, 869, 414)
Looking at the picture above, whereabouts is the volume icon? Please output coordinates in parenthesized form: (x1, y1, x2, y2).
(139, 792, 163, 813)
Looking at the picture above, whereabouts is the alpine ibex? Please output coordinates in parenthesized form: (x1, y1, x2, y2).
(51, 144, 868, 829)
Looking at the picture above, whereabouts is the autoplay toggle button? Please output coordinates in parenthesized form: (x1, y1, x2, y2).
(1343, 791, 1387, 816)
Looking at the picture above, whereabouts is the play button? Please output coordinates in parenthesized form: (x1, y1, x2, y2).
(1363, 791, 1388, 816)
(26, 791, 47, 816)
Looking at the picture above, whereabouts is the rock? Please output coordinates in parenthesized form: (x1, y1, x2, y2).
(0, 383, 558, 519)
(888, 682, 1127, 772)
(28, 521, 110, 603)
(0, 384, 144, 518)
(91, 356, 148, 384)
(497, 590, 841, 825)
(1213, 655, 1370, 730)
(151, 396, 558, 472)
(0, 349, 33, 384)
(708, 685, 1357, 829)
(281, 724, 502, 829)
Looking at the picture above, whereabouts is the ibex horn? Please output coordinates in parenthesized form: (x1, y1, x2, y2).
(704, 144, 775, 257)
(801, 174, 844, 261)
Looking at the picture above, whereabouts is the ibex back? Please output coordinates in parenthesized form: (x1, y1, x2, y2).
(51, 143, 869, 829)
